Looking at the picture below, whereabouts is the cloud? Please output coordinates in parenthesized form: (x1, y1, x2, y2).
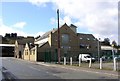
(1, 0, 28, 2)
(50, 16, 72, 26)
(50, 17, 56, 25)
(29, 0, 118, 43)
(28, 0, 51, 7)
(0, 19, 44, 37)
(12, 22, 27, 29)
(0, 24, 29, 37)
(34, 31, 45, 37)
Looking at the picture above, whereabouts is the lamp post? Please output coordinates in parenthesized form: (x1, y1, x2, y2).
(112, 44, 117, 71)
(112, 44, 115, 62)
(98, 38, 101, 62)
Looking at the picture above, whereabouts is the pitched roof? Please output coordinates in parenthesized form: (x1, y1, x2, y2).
(16, 37, 34, 45)
(77, 33, 95, 38)
(36, 28, 57, 41)
(35, 23, 78, 43)
(39, 23, 69, 40)
(27, 43, 36, 49)
(70, 24, 77, 28)
(38, 41, 48, 47)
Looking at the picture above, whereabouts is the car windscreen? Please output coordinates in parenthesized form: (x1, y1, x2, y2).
(86, 56, 91, 58)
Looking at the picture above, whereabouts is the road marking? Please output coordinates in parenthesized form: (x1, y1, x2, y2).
(29, 66, 41, 72)
(37, 63, 51, 67)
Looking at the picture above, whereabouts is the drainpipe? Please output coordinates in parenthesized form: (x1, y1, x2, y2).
(35, 45, 37, 61)
(29, 49, 30, 61)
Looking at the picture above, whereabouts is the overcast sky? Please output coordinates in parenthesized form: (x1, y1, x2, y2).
(0, 0, 119, 44)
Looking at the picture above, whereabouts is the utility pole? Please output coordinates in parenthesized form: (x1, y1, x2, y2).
(57, 9, 60, 64)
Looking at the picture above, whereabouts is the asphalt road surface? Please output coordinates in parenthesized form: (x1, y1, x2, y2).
(1, 57, 119, 80)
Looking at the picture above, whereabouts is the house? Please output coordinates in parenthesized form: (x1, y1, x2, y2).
(23, 43, 37, 61)
(30, 45, 37, 61)
(31, 23, 98, 62)
(14, 37, 34, 59)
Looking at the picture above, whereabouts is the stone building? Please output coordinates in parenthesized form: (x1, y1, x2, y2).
(30, 23, 98, 62)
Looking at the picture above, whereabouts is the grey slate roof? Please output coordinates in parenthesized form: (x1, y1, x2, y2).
(70, 24, 77, 28)
(38, 41, 48, 47)
(77, 33, 96, 40)
(37, 28, 57, 41)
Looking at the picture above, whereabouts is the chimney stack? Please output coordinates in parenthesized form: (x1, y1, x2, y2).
(70, 24, 77, 33)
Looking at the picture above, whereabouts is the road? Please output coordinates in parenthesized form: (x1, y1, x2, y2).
(1, 57, 119, 80)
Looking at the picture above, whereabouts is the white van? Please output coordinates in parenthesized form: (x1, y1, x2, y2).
(78, 54, 95, 62)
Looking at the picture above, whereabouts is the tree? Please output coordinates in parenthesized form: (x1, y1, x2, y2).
(102, 38, 110, 46)
(112, 40, 117, 47)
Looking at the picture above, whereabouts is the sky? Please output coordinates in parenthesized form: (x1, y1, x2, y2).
(0, 0, 119, 44)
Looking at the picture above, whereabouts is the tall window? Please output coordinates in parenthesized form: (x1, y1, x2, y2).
(25, 49, 28, 55)
(33, 50, 35, 55)
(62, 34, 69, 44)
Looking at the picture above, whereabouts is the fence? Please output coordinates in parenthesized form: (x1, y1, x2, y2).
(38, 50, 120, 71)
(61, 57, 120, 71)
(38, 50, 80, 63)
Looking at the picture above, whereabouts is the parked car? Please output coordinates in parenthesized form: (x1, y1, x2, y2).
(78, 54, 95, 63)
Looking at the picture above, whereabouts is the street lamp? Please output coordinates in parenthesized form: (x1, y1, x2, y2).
(112, 44, 115, 62)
